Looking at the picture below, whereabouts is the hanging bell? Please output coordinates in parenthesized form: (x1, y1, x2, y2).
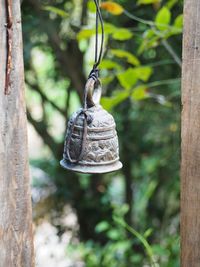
(60, 77, 122, 174)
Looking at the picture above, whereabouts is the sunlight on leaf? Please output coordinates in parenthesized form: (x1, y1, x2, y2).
(132, 85, 149, 101)
(104, 22, 118, 34)
(155, 7, 171, 31)
(42, 6, 68, 18)
(100, 59, 122, 70)
(174, 14, 183, 29)
(112, 28, 133, 41)
(133, 66, 153, 82)
(77, 23, 117, 41)
(137, 0, 161, 5)
(166, 0, 179, 9)
(87, 0, 96, 12)
(117, 68, 138, 90)
(77, 28, 95, 40)
(111, 49, 140, 66)
(101, 1, 124, 15)
(101, 91, 129, 110)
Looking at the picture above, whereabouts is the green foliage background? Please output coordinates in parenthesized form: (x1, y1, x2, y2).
(22, 0, 182, 266)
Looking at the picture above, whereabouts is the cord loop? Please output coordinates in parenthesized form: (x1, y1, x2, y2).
(66, 0, 104, 164)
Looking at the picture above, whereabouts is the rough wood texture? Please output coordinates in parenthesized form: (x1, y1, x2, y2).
(0, 0, 34, 266)
(181, 1, 200, 266)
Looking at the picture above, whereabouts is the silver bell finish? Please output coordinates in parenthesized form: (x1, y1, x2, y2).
(60, 78, 122, 174)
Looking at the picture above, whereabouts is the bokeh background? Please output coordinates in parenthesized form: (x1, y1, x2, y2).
(21, 0, 182, 266)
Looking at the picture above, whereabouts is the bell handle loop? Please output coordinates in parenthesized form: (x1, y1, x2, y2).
(84, 78, 102, 108)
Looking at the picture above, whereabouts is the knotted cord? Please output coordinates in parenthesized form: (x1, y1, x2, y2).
(66, 0, 104, 164)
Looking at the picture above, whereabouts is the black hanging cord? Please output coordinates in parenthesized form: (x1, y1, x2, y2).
(95, 0, 99, 64)
(89, 0, 104, 80)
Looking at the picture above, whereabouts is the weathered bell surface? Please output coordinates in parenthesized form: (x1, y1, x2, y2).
(60, 78, 122, 174)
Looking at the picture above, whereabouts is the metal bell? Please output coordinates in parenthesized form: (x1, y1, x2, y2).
(60, 78, 122, 174)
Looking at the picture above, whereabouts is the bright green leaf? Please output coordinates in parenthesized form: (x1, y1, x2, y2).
(143, 29, 155, 39)
(77, 23, 117, 41)
(117, 67, 152, 89)
(155, 7, 171, 31)
(174, 14, 183, 29)
(77, 28, 95, 40)
(131, 85, 148, 100)
(112, 28, 133, 41)
(101, 76, 115, 85)
(111, 49, 140, 66)
(133, 66, 153, 82)
(117, 68, 138, 90)
(42, 6, 68, 18)
(138, 36, 159, 54)
(87, 0, 96, 12)
(104, 22, 117, 34)
(137, 0, 161, 5)
(100, 59, 122, 70)
(101, 91, 129, 110)
(166, 0, 179, 9)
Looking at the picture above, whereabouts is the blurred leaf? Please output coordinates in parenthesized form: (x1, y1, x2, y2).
(112, 28, 133, 41)
(111, 49, 140, 66)
(104, 22, 117, 34)
(117, 203, 130, 216)
(133, 66, 153, 82)
(132, 85, 148, 101)
(42, 6, 68, 18)
(155, 7, 171, 31)
(87, 0, 96, 12)
(137, 0, 161, 5)
(107, 229, 121, 240)
(152, 244, 168, 256)
(100, 59, 122, 70)
(144, 29, 155, 39)
(95, 221, 110, 233)
(101, 91, 129, 110)
(144, 228, 153, 238)
(113, 216, 157, 265)
(174, 14, 183, 29)
(77, 28, 95, 40)
(117, 68, 138, 90)
(101, 76, 115, 85)
(101, 1, 124, 15)
(77, 23, 117, 41)
(138, 34, 159, 54)
(166, 0, 179, 9)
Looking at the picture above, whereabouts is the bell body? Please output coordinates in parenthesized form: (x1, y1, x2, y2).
(60, 104, 122, 174)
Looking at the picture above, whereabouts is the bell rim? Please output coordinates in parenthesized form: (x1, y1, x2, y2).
(60, 159, 123, 174)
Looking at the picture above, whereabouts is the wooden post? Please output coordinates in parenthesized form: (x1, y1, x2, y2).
(181, 1, 200, 266)
(0, 0, 34, 266)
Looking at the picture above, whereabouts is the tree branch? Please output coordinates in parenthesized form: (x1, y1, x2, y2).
(161, 40, 182, 68)
(26, 80, 66, 117)
(27, 108, 62, 159)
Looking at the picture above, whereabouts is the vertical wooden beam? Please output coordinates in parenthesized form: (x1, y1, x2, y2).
(0, 0, 34, 266)
(181, 1, 200, 266)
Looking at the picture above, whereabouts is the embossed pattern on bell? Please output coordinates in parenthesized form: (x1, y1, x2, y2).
(61, 104, 122, 173)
